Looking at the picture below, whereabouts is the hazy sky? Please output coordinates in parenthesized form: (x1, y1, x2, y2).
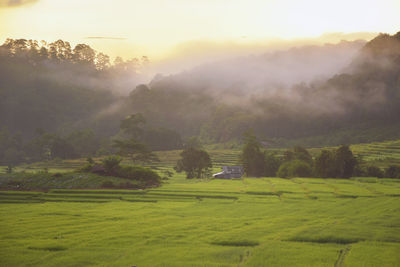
(0, 0, 399, 60)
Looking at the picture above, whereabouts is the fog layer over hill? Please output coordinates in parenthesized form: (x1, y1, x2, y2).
(1, 32, 399, 147)
(151, 40, 365, 98)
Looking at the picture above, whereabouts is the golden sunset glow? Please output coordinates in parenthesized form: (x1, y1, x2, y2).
(0, 0, 399, 60)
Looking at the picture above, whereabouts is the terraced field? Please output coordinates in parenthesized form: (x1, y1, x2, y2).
(1, 175, 400, 266)
(1, 140, 400, 266)
(5, 139, 400, 175)
(351, 140, 400, 167)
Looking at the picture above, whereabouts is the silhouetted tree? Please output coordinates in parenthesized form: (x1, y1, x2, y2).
(72, 44, 96, 65)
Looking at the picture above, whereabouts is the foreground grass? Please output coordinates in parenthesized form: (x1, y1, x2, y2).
(0, 175, 399, 266)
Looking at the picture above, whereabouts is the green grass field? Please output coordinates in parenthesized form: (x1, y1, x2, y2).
(1, 140, 400, 266)
(1, 173, 400, 266)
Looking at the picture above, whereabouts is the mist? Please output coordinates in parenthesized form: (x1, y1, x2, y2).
(1, 31, 399, 145)
(147, 40, 366, 113)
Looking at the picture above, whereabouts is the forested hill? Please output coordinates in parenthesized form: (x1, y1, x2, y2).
(123, 32, 400, 145)
(1, 32, 400, 149)
(0, 39, 148, 139)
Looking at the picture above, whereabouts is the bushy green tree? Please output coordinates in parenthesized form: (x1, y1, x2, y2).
(102, 155, 122, 174)
(335, 145, 357, 178)
(283, 146, 313, 165)
(113, 138, 159, 165)
(385, 165, 400, 178)
(313, 145, 357, 178)
(239, 132, 265, 177)
(277, 160, 312, 178)
(365, 165, 384, 178)
(264, 152, 280, 177)
(175, 146, 212, 179)
(314, 150, 336, 178)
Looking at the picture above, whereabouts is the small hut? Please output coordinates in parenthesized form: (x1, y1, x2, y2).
(213, 166, 244, 179)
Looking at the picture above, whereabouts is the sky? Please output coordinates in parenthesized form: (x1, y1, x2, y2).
(0, 0, 399, 61)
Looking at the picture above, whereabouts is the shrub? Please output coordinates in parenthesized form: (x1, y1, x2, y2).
(86, 157, 95, 164)
(277, 160, 312, 178)
(116, 165, 161, 186)
(117, 182, 136, 189)
(79, 162, 94, 172)
(101, 181, 115, 188)
(102, 155, 122, 174)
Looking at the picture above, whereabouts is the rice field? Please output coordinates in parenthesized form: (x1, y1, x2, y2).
(1, 173, 400, 266)
(1, 140, 400, 266)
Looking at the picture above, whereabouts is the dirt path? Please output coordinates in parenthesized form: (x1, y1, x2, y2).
(334, 245, 351, 267)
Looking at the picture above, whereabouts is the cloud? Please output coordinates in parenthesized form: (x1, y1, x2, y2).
(0, 0, 38, 7)
(85, 36, 127, 40)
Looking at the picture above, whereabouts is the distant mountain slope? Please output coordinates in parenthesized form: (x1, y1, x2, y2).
(125, 32, 400, 144)
(1, 33, 399, 146)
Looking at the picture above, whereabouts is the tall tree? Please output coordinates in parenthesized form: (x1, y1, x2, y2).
(314, 150, 336, 178)
(264, 152, 280, 177)
(239, 132, 265, 177)
(113, 138, 159, 165)
(175, 147, 212, 179)
(335, 145, 357, 178)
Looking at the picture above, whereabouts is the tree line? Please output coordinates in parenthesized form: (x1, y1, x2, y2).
(0, 113, 182, 172)
(239, 133, 400, 179)
(174, 132, 400, 180)
(0, 38, 148, 71)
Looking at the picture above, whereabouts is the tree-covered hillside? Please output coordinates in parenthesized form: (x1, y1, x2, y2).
(122, 32, 400, 145)
(1, 32, 400, 152)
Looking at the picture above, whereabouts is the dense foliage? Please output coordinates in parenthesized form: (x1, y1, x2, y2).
(239, 132, 266, 177)
(122, 32, 400, 146)
(87, 155, 161, 187)
(175, 140, 212, 179)
(277, 160, 312, 178)
(239, 133, 397, 179)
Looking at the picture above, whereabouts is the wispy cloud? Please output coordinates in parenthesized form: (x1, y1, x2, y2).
(0, 0, 38, 7)
(85, 36, 127, 40)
